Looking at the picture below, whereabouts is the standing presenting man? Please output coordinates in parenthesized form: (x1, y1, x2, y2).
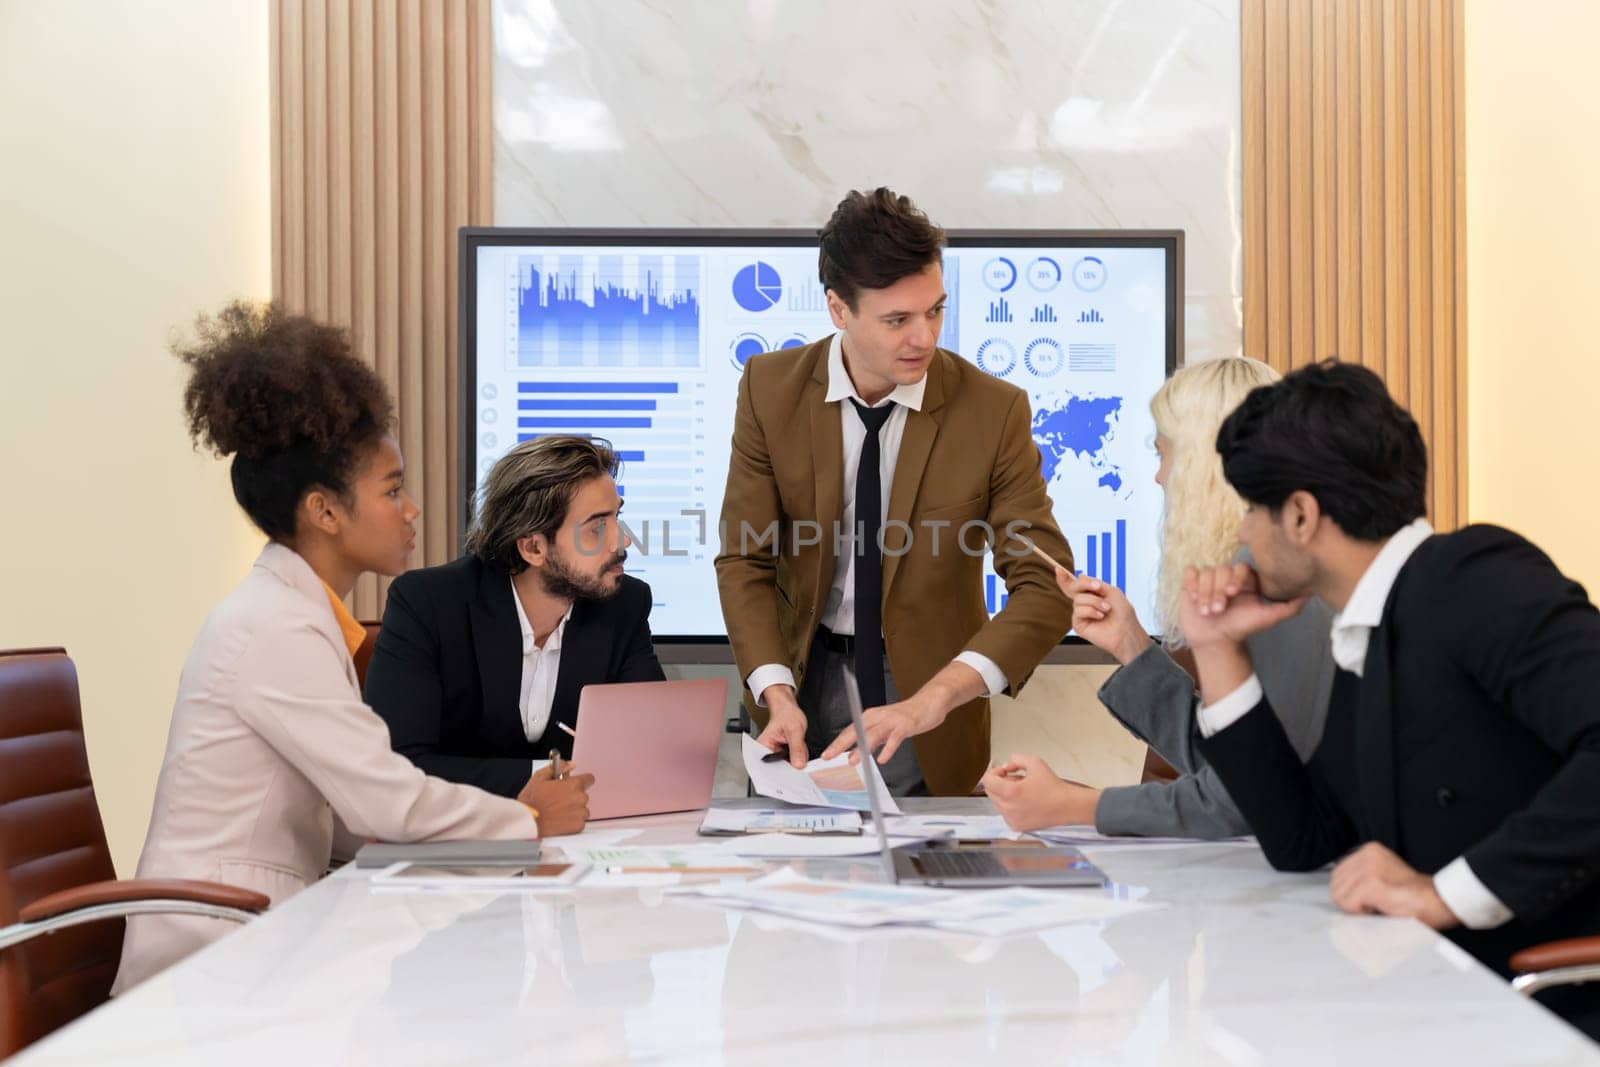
(715, 188, 1073, 796)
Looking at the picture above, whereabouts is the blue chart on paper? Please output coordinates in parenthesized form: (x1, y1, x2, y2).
(732, 261, 783, 312)
(516, 254, 701, 368)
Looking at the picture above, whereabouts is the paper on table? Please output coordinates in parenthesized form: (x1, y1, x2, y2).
(721, 833, 904, 858)
(569, 843, 751, 871)
(881, 814, 1020, 840)
(1030, 824, 1254, 849)
(544, 826, 643, 852)
(699, 807, 863, 835)
(741, 735, 904, 815)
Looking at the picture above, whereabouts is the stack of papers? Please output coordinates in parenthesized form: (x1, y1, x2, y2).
(669, 868, 1149, 937)
(742, 736, 903, 814)
(699, 807, 863, 836)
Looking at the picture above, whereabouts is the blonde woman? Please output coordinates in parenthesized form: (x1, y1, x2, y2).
(984, 358, 1336, 837)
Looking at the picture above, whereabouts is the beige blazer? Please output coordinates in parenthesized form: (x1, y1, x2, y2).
(715, 338, 1074, 795)
(112, 544, 535, 993)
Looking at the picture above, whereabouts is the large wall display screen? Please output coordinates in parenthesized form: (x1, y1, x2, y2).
(462, 229, 1181, 641)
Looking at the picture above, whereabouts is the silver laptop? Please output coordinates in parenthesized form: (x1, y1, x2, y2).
(843, 675, 1106, 889)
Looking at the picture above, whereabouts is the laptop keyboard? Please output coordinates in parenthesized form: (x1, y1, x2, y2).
(910, 850, 1009, 878)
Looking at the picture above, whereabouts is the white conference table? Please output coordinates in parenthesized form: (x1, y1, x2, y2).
(15, 799, 1598, 1066)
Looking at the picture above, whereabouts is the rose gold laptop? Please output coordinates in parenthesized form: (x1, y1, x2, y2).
(570, 678, 729, 820)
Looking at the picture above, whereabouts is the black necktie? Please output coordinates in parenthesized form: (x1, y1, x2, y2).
(851, 400, 895, 709)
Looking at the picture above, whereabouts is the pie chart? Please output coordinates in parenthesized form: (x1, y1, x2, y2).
(732, 261, 783, 312)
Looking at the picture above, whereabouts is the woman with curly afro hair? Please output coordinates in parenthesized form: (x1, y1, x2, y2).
(113, 302, 592, 993)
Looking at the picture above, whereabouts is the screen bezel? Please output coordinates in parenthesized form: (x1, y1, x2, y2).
(457, 227, 1184, 646)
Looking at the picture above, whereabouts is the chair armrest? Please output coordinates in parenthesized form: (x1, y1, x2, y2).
(1510, 937, 1600, 974)
(18, 879, 270, 923)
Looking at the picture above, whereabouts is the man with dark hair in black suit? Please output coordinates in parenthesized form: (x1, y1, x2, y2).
(1178, 360, 1600, 1035)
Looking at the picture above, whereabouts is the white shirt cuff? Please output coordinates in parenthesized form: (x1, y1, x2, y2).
(746, 664, 797, 707)
(1196, 673, 1264, 737)
(954, 651, 1010, 697)
(1433, 856, 1514, 930)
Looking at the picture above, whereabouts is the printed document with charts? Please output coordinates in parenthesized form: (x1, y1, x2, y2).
(741, 735, 904, 814)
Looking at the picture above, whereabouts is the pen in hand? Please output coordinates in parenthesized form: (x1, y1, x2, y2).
(551, 723, 577, 781)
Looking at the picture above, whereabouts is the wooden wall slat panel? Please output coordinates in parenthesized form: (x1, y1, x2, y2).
(280, 0, 306, 312)
(1405, 0, 1434, 515)
(304, 0, 329, 320)
(1287, 0, 1314, 369)
(1357, 0, 1385, 377)
(270, 0, 494, 618)
(422, 0, 449, 565)
(1311, 0, 1336, 365)
(1242, 0, 1466, 528)
(1241, 0, 1267, 364)
(1334, 0, 1360, 364)
(1263, 0, 1291, 372)
(327, 0, 353, 331)
(1380, 2, 1406, 397)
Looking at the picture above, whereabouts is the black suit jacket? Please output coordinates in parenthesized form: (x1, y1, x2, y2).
(1200, 525, 1600, 975)
(364, 555, 665, 798)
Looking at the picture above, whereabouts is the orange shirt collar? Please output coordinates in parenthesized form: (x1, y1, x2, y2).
(320, 581, 369, 658)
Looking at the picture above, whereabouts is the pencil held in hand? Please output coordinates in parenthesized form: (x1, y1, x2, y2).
(1027, 541, 1069, 577)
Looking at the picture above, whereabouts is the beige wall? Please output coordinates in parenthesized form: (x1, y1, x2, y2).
(0, 1, 270, 874)
(1465, 2, 1600, 595)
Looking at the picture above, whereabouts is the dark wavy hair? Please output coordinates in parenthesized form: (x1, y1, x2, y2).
(1216, 359, 1427, 541)
(465, 435, 621, 575)
(818, 187, 946, 310)
(175, 301, 394, 541)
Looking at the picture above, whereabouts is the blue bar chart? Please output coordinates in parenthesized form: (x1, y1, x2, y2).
(984, 572, 1010, 614)
(515, 254, 702, 368)
(513, 378, 701, 561)
(1079, 519, 1128, 592)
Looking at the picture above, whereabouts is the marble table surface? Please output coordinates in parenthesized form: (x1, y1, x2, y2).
(15, 800, 1597, 1066)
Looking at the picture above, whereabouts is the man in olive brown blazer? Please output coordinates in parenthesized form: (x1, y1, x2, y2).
(715, 188, 1073, 796)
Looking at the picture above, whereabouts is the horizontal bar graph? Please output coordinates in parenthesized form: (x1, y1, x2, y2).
(516, 398, 657, 411)
(518, 417, 653, 429)
(517, 381, 679, 394)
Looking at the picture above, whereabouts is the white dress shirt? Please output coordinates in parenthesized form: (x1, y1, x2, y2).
(746, 332, 1008, 705)
(1193, 518, 1512, 930)
(510, 578, 572, 743)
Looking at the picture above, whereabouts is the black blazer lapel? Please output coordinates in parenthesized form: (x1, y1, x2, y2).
(470, 563, 532, 754)
(1354, 620, 1401, 850)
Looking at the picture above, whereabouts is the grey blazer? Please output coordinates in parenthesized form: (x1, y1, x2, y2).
(1093, 597, 1335, 838)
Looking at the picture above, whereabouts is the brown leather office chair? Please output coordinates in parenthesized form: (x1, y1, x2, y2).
(353, 622, 381, 689)
(1511, 937, 1600, 996)
(0, 647, 268, 1058)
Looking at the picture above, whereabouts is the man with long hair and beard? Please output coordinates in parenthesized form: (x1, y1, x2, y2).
(365, 435, 665, 795)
